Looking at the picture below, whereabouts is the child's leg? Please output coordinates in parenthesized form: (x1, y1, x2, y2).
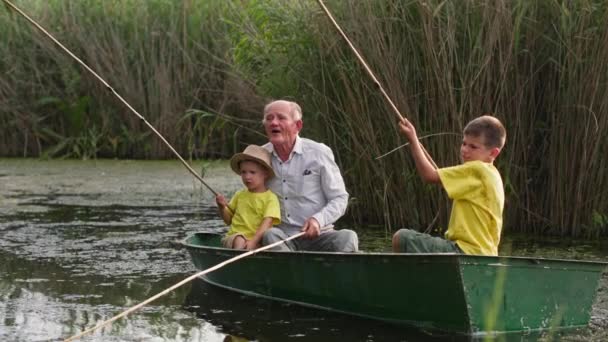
(392, 228, 460, 253)
(232, 235, 247, 249)
(391, 231, 402, 252)
(222, 234, 247, 249)
(392, 229, 420, 252)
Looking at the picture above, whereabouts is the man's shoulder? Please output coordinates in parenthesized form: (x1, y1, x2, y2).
(261, 142, 273, 151)
(300, 137, 332, 154)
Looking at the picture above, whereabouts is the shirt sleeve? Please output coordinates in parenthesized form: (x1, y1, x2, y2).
(312, 146, 349, 228)
(438, 162, 484, 200)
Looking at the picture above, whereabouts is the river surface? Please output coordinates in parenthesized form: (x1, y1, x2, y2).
(1, 159, 607, 341)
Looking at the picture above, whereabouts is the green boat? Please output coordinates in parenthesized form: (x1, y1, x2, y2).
(182, 232, 606, 336)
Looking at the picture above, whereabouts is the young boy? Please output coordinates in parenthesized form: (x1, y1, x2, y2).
(392, 115, 506, 256)
(216, 145, 281, 250)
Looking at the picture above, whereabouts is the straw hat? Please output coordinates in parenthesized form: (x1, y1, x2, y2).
(230, 145, 275, 178)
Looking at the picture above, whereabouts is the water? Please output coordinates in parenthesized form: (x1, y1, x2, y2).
(1, 159, 607, 341)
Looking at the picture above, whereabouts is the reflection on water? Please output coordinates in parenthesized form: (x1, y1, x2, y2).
(184, 278, 494, 342)
(0, 159, 607, 341)
(0, 202, 227, 341)
(0, 159, 238, 341)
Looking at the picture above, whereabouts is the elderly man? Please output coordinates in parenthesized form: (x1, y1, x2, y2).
(261, 100, 358, 252)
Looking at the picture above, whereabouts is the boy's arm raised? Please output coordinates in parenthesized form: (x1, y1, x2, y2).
(398, 118, 440, 184)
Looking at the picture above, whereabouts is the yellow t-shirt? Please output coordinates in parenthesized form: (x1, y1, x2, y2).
(226, 189, 281, 239)
(438, 161, 504, 256)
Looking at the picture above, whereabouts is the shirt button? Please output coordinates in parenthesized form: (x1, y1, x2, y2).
(287, 214, 290, 217)
(284, 197, 288, 200)
(282, 179, 286, 183)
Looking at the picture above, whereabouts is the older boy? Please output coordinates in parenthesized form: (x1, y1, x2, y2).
(392, 115, 506, 256)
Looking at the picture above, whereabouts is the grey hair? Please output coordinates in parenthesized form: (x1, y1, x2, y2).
(263, 100, 302, 121)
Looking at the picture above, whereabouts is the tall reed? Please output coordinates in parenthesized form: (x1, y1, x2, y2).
(1, 0, 607, 237)
(229, 0, 608, 237)
(0, 0, 262, 159)
(304, 0, 608, 237)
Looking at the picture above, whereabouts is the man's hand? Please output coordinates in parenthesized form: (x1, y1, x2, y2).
(301, 217, 321, 239)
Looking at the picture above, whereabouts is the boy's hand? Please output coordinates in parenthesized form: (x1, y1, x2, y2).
(398, 118, 418, 142)
(215, 194, 228, 209)
(398, 117, 440, 183)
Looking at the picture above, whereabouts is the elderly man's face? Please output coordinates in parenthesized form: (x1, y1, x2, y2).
(263, 102, 302, 148)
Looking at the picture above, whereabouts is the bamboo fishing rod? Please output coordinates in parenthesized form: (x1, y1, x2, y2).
(2, 0, 218, 195)
(315, 0, 438, 169)
(64, 231, 306, 341)
(3, 3, 309, 341)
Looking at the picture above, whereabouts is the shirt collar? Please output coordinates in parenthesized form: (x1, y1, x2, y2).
(268, 135, 302, 159)
(292, 135, 303, 155)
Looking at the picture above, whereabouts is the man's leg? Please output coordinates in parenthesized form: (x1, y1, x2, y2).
(298, 229, 358, 252)
(261, 227, 296, 251)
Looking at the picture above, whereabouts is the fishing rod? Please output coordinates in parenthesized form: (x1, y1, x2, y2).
(315, 0, 438, 169)
(2, 0, 218, 195)
(3, 4, 308, 341)
(64, 231, 306, 341)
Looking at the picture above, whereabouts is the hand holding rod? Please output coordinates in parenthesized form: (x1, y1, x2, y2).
(316, 0, 438, 169)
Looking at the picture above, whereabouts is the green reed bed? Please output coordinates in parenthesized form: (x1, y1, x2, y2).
(0, 0, 260, 159)
(231, 0, 608, 237)
(1, 0, 607, 237)
(305, 0, 608, 237)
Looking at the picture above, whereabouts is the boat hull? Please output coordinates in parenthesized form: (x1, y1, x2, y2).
(182, 233, 605, 335)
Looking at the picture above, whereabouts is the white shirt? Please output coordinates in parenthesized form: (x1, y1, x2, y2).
(263, 136, 349, 234)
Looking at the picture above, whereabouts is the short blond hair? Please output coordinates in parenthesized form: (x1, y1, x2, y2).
(464, 115, 506, 149)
